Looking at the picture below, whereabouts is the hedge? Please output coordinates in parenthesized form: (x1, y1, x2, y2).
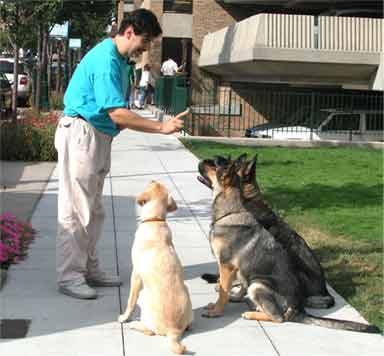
(0, 122, 57, 161)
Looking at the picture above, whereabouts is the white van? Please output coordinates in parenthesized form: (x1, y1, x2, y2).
(317, 110, 383, 142)
(245, 109, 383, 142)
(0, 58, 31, 106)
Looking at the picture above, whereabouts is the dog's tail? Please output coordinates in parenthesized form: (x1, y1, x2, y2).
(305, 295, 335, 309)
(167, 331, 187, 354)
(293, 313, 381, 334)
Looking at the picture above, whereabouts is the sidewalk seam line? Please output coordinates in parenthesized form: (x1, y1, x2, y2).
(149, 136, 209, 240)
(259, 321, 281, 355)
(108, 172, 126, 356)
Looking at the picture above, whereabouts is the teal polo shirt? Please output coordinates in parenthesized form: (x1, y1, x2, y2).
(64, 38, 128, 137)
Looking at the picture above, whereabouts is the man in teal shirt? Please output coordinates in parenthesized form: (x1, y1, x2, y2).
(55, 9, 188, 299)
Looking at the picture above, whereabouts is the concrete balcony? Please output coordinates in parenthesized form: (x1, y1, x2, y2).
(198, 14, 383, 89)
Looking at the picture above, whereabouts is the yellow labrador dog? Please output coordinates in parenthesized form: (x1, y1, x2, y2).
(118, 181, 193, 354)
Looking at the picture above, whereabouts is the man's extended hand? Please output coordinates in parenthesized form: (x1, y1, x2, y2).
(160, 108, 190, 134)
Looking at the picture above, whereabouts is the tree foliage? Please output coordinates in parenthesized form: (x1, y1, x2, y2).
(1, 0, 116, 112)
(61, 1, 115, 51)
(1, 0, 63, 50)
(1, 0, 115, 55)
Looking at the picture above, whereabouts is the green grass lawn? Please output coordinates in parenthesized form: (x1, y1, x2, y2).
(181, 139, 383, 330)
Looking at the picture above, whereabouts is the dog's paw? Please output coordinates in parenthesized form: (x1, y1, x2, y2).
(118, 314, 128, 323)
(202, 308, 224, 318)
(229, 285, 246, 303)
(128, 321, 156, 336)
(229, 292, 245, 303)
(203, 302, 216, 310)
(242, 312, 253, 320)
(128, 320, 139, 329)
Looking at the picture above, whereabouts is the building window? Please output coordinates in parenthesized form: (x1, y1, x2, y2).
(162, 37, 192, 76)
(163, 0, 192, 14)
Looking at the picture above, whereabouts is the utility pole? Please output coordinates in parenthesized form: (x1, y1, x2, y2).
(117, 0, 124, 28)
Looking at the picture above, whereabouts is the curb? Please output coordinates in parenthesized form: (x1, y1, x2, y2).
(0, 268, 7, 290)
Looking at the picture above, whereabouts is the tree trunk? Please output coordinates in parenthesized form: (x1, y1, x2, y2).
(35, 24, 42, 112)
(68, 48, 73, 80)
(11, 4, 19, 123)
(56, 40, 62, 93)
(47, 39, 52, 98)
(64, 37, 70, 89)
(40, 28, 49, 110)
(11, 45, 19, 123)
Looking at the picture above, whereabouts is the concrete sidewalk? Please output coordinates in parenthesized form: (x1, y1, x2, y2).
(0, 111, 382, 355)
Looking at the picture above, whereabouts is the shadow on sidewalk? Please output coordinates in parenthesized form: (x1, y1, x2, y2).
(0, 191, 44, 222)
(0, 161, 29, 188)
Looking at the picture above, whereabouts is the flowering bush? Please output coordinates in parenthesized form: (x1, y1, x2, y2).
(19, 110, 60, 129)
(0, 110, 59, 161)
(0, 212, 36, 270)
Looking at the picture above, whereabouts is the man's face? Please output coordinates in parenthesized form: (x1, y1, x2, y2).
(125, 26, 152, 57)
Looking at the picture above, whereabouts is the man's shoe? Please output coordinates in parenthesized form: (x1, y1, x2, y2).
(86, 272, 122, 287)
(58, 281, 97, 299)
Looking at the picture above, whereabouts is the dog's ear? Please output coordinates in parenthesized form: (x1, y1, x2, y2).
(237, 153, 247, 163)
(235, 153, 248, 172)
(223, 162, 238, 186)
(228, 162, 238, 178)
(137, 191, 150, 206)
(167, 195, 177, 212)
(244, 155, 257, 180)
(214, 155, 228, 168)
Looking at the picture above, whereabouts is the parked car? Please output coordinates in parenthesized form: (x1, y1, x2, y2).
(244, 109, 384, 142)
(0, 71, 12, 118)
(0, 58, 31, 106)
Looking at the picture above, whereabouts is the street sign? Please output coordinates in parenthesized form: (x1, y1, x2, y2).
(69, 38, 82, 49)
(50, 22, 69, 38)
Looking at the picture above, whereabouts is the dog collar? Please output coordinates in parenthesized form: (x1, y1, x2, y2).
(141, 218, 166, 223)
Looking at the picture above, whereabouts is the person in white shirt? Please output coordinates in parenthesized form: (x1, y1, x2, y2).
(138, 63, 154, 108)
(161, 58, 179, 76)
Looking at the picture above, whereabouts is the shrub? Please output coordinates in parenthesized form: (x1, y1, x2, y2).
(0, 111, 59, 161)
(38, 125, 57, 161)
(0, 122, 40, 160)
(0, 212, 36, 270)
(50, 91, 64, 110)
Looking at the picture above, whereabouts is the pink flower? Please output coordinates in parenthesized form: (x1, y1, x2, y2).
(1, 212, 36, 267)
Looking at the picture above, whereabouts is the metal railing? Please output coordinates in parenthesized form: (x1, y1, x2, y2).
(163, 0, 192, 14)
(183, 86, 383, 142)
(318, 16, 383, 52)
(200, 14, 383, 68)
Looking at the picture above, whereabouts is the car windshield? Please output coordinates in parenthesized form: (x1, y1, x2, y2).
(366, 113, 384, 131)
(0, 72, 11, 89)
(0, 60, 25, 74)
(322, 114, 360, 131)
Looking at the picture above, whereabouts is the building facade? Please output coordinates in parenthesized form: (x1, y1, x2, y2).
(128, 1, 383, 139)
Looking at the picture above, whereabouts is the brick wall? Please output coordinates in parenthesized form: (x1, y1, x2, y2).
(147, 0, 163, 76)
(192, 0, 249, 94)
(139, 0, 163, 77)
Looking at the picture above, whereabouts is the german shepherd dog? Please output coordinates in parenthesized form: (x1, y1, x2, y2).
(202, 154, 334, 309)
(197, 157, 380, 333)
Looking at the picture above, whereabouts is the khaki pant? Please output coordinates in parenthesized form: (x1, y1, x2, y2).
(54, 116, 112, 285)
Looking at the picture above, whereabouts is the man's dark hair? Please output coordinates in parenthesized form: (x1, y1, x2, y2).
(118, 9, 162, 39)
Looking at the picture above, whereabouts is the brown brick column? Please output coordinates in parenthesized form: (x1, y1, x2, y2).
(192, 0, 239, 95)
(140, 0, 163, 77)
